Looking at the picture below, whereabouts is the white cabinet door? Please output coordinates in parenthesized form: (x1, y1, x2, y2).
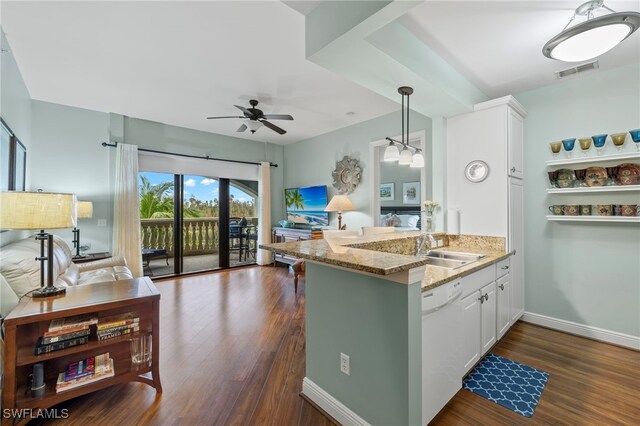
(508, 108, 524, 179)
(457, 291, 481, 374)
(509, 178, 525, 322)
(496, 275, 511, 340)
(480, 282, 497, 355)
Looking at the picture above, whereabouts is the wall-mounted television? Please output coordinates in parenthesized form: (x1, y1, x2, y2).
(285, 185, 329, 227)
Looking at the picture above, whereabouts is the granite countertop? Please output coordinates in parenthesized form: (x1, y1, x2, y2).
(260, 232, 512, 291)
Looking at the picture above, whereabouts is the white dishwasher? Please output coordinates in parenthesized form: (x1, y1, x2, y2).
(421, 280, 463, 425)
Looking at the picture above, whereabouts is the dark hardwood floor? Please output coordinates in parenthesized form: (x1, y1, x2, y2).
(34, 266, 638, 425)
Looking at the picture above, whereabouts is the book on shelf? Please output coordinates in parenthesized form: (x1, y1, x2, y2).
(41, 328, 91, 345)
(34, 336, 89, 355)
(48, 315, 98, 333)
(43, 324, 90, 338)
(56, 354, 114, 393)
(64, 356, 95, 381)
(97, 312, 139, 331)
(97, 326, 139, 341)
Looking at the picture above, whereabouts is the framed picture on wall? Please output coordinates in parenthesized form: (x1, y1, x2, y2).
(402, 181, 420, 205)
(0, 117, 27, 192)
(379, 183, 394, 201)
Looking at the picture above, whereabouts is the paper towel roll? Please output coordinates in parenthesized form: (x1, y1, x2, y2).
(447, 208, 460, 235)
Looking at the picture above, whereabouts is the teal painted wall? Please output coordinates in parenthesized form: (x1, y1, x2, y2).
(26, 102, 285, 253)
(515, 63, 640, 337)
(0, 30, 32, 246)
(283, 110, 432, 230)
(30, 101, 111, 252)
(306, 262, 422, 425)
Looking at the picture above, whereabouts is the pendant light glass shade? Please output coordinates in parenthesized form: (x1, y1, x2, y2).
(398, 146, 413, 165)
(383, 142, 400, 161)
(245, 120, 263, 132)
(410, 151, 425, 168)
(543, 8, 640, 62)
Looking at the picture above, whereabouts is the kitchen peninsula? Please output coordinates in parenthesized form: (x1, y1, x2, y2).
(261, 232, 515, 425)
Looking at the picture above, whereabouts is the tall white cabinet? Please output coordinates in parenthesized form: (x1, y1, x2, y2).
(447, 95, 526, 325)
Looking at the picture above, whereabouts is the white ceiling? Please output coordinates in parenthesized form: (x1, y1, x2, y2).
(401, 1, 640, 98)
(1, 1, 399, 144)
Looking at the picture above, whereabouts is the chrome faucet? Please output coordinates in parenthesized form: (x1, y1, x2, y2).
(416, 233, 437, 257)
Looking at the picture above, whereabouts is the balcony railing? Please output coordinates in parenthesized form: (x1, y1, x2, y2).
(140, 217, 258, 256)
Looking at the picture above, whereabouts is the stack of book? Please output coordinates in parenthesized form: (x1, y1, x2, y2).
(55, 353, 114, 393)
(96, 312, 139, 341)
(35, 315, 98, 355)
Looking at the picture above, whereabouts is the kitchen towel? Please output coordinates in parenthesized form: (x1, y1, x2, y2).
(463, 353, 549, 417)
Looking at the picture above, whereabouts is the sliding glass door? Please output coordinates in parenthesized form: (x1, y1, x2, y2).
(138, 171, 259, 277)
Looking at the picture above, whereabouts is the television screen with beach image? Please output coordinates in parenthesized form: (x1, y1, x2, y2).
(285, 185, 329, 227)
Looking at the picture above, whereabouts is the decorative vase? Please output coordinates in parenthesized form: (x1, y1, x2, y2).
(423, 211, 434, 234)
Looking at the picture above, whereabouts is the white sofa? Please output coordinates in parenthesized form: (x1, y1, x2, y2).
(0, 235, 133, 317)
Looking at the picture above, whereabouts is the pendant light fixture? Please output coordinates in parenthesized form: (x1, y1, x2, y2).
(543, 0, 640, 62)
(384, 86, 424, 168)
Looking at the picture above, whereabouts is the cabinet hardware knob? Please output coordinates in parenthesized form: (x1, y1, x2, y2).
(501, 266, 509, 270)
(499, 284, 505, 291)
(485, 293, 489, 301)
(511, 166, 516, 173)
(478, 295, 485, 303)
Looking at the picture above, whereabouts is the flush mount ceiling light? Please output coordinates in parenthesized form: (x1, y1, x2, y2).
(384, 86, 424, 168)
(543, 0, 640, 62)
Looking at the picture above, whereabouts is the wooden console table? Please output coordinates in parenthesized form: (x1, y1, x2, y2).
(1, 277, 162, 426)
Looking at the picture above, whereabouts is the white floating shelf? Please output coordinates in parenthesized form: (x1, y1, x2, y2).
(547, 215, 640, 223)
(546, 151, 640, 167)
(547, 185, 640, 194)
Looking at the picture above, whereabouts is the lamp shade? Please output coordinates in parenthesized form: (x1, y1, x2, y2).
(324, 194, 356, 212)
(410, 151, 425, 168)
(245, 120, 263, 132)
(0, 192, 77, 230)
(398, 146, 413, 165)
(76, 201, 94, 219)
(383, 143, 400, 161)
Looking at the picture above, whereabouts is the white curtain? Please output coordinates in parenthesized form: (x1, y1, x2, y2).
(113, 143, 143, 277)
(257, 161, 272, 265)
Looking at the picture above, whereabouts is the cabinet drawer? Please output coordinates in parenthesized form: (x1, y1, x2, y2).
(459, 264, 496, 298)
(496, 257, 511, 278)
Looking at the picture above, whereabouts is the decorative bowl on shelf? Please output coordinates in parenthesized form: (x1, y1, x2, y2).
(616, 163, 640, 185)
(584, 166, 607, 187)
(630, 130, 640, 150)
(556, 179, 575, 188)
(591, 134, 607, 146)
(556, 168, 575, 181)
(278, 220, 295, 228)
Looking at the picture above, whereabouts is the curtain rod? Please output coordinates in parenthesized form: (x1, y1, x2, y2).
(101, 142, 278, 168)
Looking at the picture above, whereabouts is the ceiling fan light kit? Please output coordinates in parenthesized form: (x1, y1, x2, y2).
(543, 0, 640, 62)
(207, 99, 293, 135)
(384, 86, 424, 168)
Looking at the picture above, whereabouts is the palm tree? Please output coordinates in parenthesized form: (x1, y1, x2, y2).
(139, 176, 202, 218)
(285, 189, 305, 210)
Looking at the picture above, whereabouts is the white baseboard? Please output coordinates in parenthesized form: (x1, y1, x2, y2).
(521, 312, 640, 350)
(302, 377, 371, 426)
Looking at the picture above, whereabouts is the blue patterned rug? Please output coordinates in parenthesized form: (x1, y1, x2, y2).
(463, 353, 549, 417)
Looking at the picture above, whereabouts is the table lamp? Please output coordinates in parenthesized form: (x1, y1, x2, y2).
(0, 191, 77, 297)
(324, 194, 356, 230)
(72, 201, 93, 258)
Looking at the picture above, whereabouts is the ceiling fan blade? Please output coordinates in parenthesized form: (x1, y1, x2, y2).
(237, 124, 247, 132)
(206, 116, 244, 120)
(262, 114, 294, 121)
(234, 105, 252, 116)
(260, 120, 287, 135)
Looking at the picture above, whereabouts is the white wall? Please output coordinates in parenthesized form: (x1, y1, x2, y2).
(515, 63, 640, 337)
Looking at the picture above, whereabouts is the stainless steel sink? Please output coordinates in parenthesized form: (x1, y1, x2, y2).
(424, 250, 486, 269)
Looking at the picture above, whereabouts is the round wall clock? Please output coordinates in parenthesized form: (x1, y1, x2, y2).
(464, 160, 489, 183)
(332, 156, 362, 194)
